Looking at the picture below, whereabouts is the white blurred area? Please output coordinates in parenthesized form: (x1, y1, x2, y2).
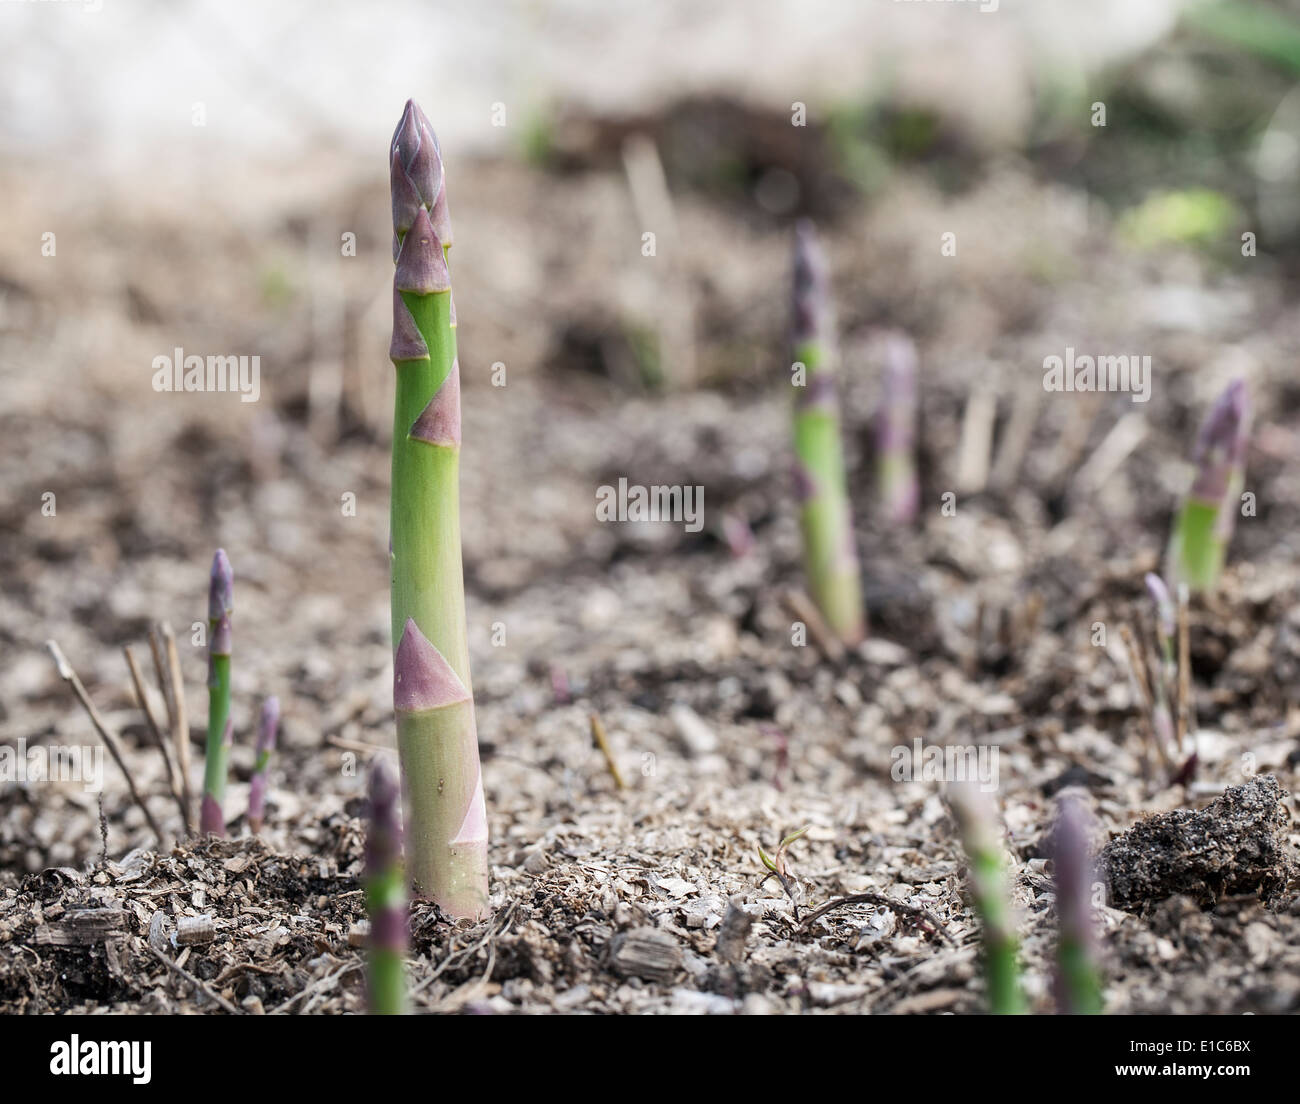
(0, 0, 1185, 165)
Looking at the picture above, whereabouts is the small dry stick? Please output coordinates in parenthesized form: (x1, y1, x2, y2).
(124, 644, 188, 830)
(588, 713, 626, 791)
(800, 891, 954, 944)
(780, 588, 846, 663)
(45, 640, 167, 848)
(1118, 623, 1172, 772)
(144, 943, 241, 1014)
(1176, 583, 1192, 754)
(161, 623, 194, 825)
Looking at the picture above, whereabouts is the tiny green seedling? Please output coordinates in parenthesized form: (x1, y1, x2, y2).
(758, 825, 810, 920)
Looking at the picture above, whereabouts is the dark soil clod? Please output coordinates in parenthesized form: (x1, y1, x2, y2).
(1099, 775, 1292, 912)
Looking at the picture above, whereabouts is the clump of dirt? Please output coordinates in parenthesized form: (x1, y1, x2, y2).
(1099, 775, 1292, 912)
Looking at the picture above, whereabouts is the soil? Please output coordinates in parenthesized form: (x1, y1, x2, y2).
(2, 93, 1299, 1015)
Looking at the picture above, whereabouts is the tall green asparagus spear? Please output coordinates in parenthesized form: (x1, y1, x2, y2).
(246, 695, 278, 834)
(1166, 378, 1249, 592)
(200, 549, 233, 836)
(1049, 794, 1104, 1015)
(366, 755, 408, 1015)
(876, 333, 919, 525)
(389, 100, 488, 919)
(790, 220, 864, 645)
(947, 783, 1026, 1015)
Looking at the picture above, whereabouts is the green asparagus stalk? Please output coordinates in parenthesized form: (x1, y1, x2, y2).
(200, 549, 233, 836)
(247, 695, 278, 834)
(1166, 378, 1249, 592)
(366, 755, 408, 1015)
(388, 99, 488, 920)
(790, 220, 864, 645)
(1049, 794, 1104, 1015)
(876, 333, 919, 525)
(947, 783, 1026, 1015)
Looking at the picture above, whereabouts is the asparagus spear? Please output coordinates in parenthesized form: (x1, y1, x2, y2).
(1166, 378, 1249, 592)
(388, 100, 488, 919)
(200, 549, 233, 837)
(947, 783, 1026, 1015)
(876, 332, 919, 525)
(1049, 794, 1104, 1015)
(366, 755, 408, 1015)
(247, 695, 278, 834)
(790, 220, 864, 645)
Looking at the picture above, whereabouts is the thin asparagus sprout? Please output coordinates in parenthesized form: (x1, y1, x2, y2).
(247, 695, 279, 834)
(200, 549, 233, 837)
(876, 332, 919, 525)
(1167, 378, 1249, 592)
(1050, 794, 1104, 1015)
(947, 783, 1026, 1015)
(366, 756, 408, 1015)
(790, 219, 864, 645)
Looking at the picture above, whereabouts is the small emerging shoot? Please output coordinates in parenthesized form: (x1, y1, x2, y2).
(1166, 378, 1249, 592)
(1049, 794, 1104, 1015)
(247, 696, 279, 834)
(366, 756, 408, 1015)
(201, 549, 233, 837)
(790, 220, 864, 646)
(947, 783, 1026, 1015)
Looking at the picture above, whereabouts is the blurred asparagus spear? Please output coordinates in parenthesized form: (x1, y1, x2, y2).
(876, 333, 919, 525)
(247, 695, 278, 834)
(200, 549, 233, 836)
(790, 220, 864, 645)
(366, 756, 408, 1015)
(948, 783, 1026, 1015)
(1050, 794, 1104, 1015)
(1166, 379, 1249, 592)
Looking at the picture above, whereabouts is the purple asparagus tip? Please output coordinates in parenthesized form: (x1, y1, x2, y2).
(208, 548, 233, 655)
(366, 755, 403, 877)
(1189, 378, 1249, 503)
(792, 218, 831, 351)
(390, 100, 443, 238)
(257, 696, 280, 754)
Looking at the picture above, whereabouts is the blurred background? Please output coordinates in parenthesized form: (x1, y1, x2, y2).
(4, 0, 1300, 870)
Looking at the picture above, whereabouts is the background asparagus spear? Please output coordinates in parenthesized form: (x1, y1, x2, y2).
(365, 755, 408, 1015)
(388, 100, 488, 919)
(1166, 378, 1249, 592)
(247, 695, 278, 834)
(1049, 794, 1104, 1014)
(790, 219, 864, 645)
(947, 782, 1026, 1015)
(876, 332, 919, 525)
(200, 549, 233, 837)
